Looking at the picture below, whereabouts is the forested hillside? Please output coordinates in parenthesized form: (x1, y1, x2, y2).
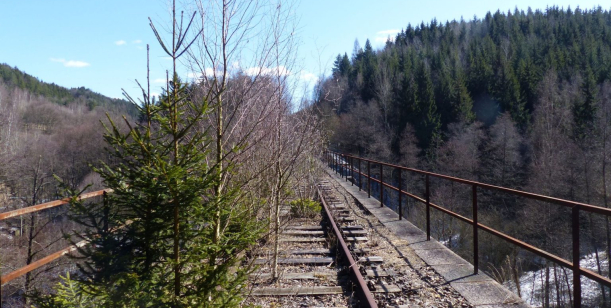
(0, 63, 137, 117)
(316, 6, 611, 306)
(0, 63, 137, 193)
(0, 63, 141, 305)
(318, 5, 611, 196)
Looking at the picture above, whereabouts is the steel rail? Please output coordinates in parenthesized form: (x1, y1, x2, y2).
(317, 186, 378, 308)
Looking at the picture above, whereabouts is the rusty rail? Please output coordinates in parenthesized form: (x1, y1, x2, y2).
(0, 188, 111, 302)
(317, 185, 378, 308)
(0, 189, 111, 221)
(325, 150, 611, 308)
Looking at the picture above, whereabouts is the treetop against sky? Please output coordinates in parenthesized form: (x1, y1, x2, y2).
(0, 0, 608, 102)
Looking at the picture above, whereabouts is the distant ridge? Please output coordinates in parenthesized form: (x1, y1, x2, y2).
(0, 63, 138, 117)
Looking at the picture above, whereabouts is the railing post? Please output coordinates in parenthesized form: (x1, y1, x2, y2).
(342, 155, 346, 179)
(358, 158, 362, 191)
(345, 155, 348, 182)
(367, 161, 371, 198)
(398, 168, 402, 220)
(350, 156, 354, 186)
(472, 184, 478, 274)
(426, 174, 430, 241)
(380, 164, 384, 207)
(573, 205, 582, 308)
(334, 153, 338, 174)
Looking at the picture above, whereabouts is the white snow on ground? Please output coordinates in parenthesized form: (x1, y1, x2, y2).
(505, 252, 609, 307)
(440, 234, 460, 247)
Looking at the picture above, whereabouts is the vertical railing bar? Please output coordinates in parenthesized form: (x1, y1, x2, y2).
(426, 174, 430, 241)
(380, 164, 384, 207)
(398, 168, 402, 220)
(472, 184, 478, 274)
(340, 154, 343, 178)
(350, 156, 356, 186)
(346, 155, 349, 182)
(573, 205, 582, 308)
(333, 152, 336, 174)
(358, 158, 362, 191)
(367, 161, 371, 198)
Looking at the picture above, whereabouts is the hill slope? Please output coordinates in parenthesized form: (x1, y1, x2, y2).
(0, 63, 138, 117)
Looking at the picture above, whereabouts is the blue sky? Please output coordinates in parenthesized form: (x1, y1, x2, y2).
(0, 0, 609, 102)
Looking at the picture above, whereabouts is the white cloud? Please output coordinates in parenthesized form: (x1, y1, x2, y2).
(115, 40, 127, 46)
(64, 60, 90, 68)
(187, 68, 221, 79)
(377, 29, 401, 35)
(374, 29, 401, 44)
(299, 71, 318, 84)
(132, 39, 142, 44)
(244, 66, 290, 77)
(50, 58, 90, 68)
(153, 78, 167, 84)
(374, 36, 392, 44)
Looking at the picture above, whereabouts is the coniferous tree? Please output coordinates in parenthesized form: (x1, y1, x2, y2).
(37, 4, 263, 307)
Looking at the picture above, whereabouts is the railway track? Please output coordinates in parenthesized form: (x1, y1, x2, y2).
(245, 181, 402, 308)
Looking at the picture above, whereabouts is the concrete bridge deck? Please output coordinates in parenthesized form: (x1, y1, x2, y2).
(325, 167, 529, 308)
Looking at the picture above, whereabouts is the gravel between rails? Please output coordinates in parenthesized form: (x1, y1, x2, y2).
(322, 172, 473, 308)
(242, 207, 352, 308)
(242, 171, 473, 308)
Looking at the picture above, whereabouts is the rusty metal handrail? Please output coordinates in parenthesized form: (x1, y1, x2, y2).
(1, 188, 111, 299)
(325, 150, 611, 308)
(0, 189, 112, 221)
(317, 185, 378, 308)
(330, 151, 611, 216)
(0, 239, 89, 285)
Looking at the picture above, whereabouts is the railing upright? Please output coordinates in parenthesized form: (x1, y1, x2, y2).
(351, 157, 354, 186)
(367, 161, 371, 198)
(324, 151, 606, 308)
(380, 164, 384, 207)
(573, 205, 582, 308)
(334, 153, 338, 175)
(425, 174, 430, 241)
(358, 158, 362, 191)
(345, 155, 349, 182)
(472, 185, 478, 274)
(398, 168, 402, 220)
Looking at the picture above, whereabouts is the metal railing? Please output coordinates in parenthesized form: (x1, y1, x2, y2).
(0, 189, 111, 302)
(325, 150, 611, 308)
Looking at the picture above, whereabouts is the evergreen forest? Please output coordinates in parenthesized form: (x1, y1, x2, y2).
(316, 6, 611, 307)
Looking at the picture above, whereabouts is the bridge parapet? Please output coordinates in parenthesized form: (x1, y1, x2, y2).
(326, 150, 611, 308)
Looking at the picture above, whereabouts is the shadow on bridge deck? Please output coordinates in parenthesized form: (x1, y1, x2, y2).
(324, 166, 530, 308)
